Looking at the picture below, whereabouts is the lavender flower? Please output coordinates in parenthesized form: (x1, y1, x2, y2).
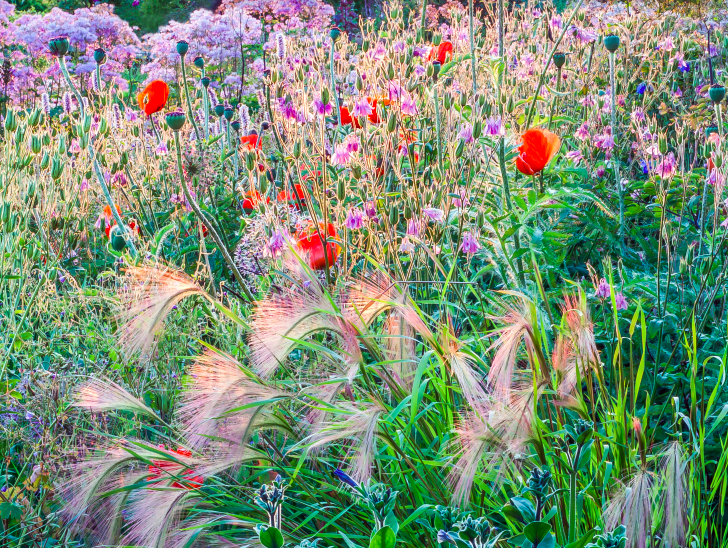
(460, 231, 480, 254)
(596, 278, 611, 299)
(345, 207, 364, 229)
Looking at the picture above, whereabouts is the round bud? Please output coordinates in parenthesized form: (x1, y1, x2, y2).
(553, 52, 566, 69)
(165, 111, 186, 131)
(49, 36, 70, 57)
(176, 40, 189, 57)
(603, 34, 620, 53)
(193, 56, 205, 69)
(93, 48, 107, 65)
(201, 77, 210, 88)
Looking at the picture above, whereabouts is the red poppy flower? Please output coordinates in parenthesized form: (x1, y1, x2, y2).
(708, 157, 715, 171)
(137, 80, 170, 116)
(515, 127, 561, 176)
(340, 106, 362, 129)
(296, 221, 340, 270)
(367, 97, 382, 124)
(428, 41, 453, 64)
(277, 184, 306, 209)
(241, 133, 262, 151)
(242, 190, 269, 214)
(148, 447, 203, 490)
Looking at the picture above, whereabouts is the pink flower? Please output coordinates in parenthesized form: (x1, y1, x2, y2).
(485, 117, 504, 136)
(460, 231, 480, 254)
(351, 97, 372, 118)
(401, 93, 418, 116)
(332, 142, 351, 165)
(423, 207, 444, 222)
(345, 207, 364, 230)
(458, 124, 474, 144)
(615, 292, 628, 310)
(596, 278, 611, 299)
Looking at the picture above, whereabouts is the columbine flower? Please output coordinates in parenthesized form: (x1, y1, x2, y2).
(345, 207, 364, 229)
(460, 231, 480, 254)
(332, 142, 351, 166)
(423, 207, 444, 222)
(364, 201, 378, 220)
(594, 128, 615, 150)
(596, 278, 611, 299)
(313, 99, 332, 116)
(70, 139, 81, 154)
(631, 108, 646, 124)
(267, 230, 287, 258)
(615, 292, 628, 310)
(351, 96, 373, 118)
(406, 218, 421, 237)
(401, 93, 418, 116)
(485, 116, 504, 136)
(566, 150, 583, 165)
(575, 122, 590, 141)
(155, 142, 169, 156)
(459, 124, 474, 144)
(344, 133, 359, 153)
(654, 152, 676, 179)
(399, 238, 416, 253)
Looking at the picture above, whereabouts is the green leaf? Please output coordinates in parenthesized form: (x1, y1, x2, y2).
(502, 497, 536, 523)
(524, 521, 552, 544)
(564, 528, 597, 548)
(369, 526, 396, 548)
(0, 502, 23, 520)
(259, 526, 285, 548)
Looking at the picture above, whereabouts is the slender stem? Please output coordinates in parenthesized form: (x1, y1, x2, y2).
(173, 129, 253, 301)
(203, 84, 210, 140)
(58, 56, 137, 258)
(419, 0, 428, 40)
(180, 56, 201, 141)
(434, 84, 444, 177)
(568, 443, 584, 542)
(610, 51, 624, 249)
(469, 0, 476, 97)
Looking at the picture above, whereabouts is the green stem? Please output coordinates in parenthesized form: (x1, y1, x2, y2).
(203, 84, 210, 140)
(58, 56, 137, 258)
(469, 0, 476, 97)
(609, 51, 624, 249)
(568, 443, 583, 543)
(180, 56, 201, 141)
(173, 129, 253, 301)
(434, 85, 444, 177)
(419, 0, 428, 40)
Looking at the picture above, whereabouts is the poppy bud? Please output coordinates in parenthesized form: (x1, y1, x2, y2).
(261, 121, 270, 131)
(224, 107, 234, 121)
(231, 120, 241, 132)
(329, 26, 341, 41)
(709, 84, 726, 104)
(201, 77, 210, 88)
(165, 111, 186, 131)
(214, 104, 225, 118)
(603, 34, 620, 53)
(49, 36, 69, 57)
(94, 48, 107, 65)
(432, 61, 441, 79)
(176, 40, 189, 57)
(111, 234, 127, 252)
(242, 198, 254, 214)
(553, 52, 566, 69)
(193, 56, 204, 69)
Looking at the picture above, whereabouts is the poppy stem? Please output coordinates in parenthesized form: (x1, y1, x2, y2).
(433, 85, 444, 177)
(419, 0, 428, 41)
(609, 50, 624, 249)
(173, 129, 253, 301)
(57, 55, 137, 259)
(179, 55, 201, 141)
(202, 82, 210, 140)
(469, 0, 476, 97)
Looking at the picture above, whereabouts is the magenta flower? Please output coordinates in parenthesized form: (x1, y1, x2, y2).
(614, 292, 628, 310)
(460, 231, 480, 254)
(596, 278, 611, 299)
(485, 117, 504, 136)
(313, 98, 332, 116)
(345, 207, 364, 230)
(401, 93, 418, 116)
(423, 207, 444, 222)
(458, 124, 474, 144)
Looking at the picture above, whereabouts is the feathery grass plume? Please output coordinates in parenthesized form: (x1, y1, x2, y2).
(449, 382, 542, 505)
(440, 320, 488, 411)
(487, 295, 542, 403)
(177, 348, 290, 449)
(561, 292, 599, 366)
(73, 378, 158, 421)
(384, 311, 416, 390)
(122, 487, 199, 548)
(249, 275, 341, 378)
(344, 271, 405, 328)
(117, 265, 212, 357)
(604, 471, 657, 548)
(304, 399, 386, 484)
(61, 442, 162, 538)
(660, 442, 689, 547)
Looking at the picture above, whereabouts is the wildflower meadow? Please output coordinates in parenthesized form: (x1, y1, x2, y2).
(2, 0, 728, 546)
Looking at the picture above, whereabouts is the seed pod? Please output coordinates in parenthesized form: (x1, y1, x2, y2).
(321, 87, 330, 105)
(28, 108, 42, 128)
(120, 151, 129, 165)
(455, 139, 466, 159)
(356, 74, 364, 91)
(387, 113, 397, 133)
(507, 96, 515, 114)
(389, 206, 398, 225)
(4, 109, 17, 132)
(404, 205, 412, 219)
(51, 156, 65, 180)
(293, 140, 301, 158)
(83, 114, 92, 134)
(352, 164, 362, 179)
(260, 175, 269, 195)
(387, 63, 395, 80)
(337, 178, 345, 201)
(31, 135, 42, 155)
(473, 121, 482, 140)
(460, 93, 468, 108)
(99, 116, 109, 136)
(40, 153, 50, 170)
(443, 94, 452, 110)
(658, 135, 668, 155)
(246, 152, 256, 171)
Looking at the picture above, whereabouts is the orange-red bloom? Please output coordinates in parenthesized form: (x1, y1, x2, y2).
(148, 447, 203, 490)
(242, 190, 269, 214)
(241, 133, 262, 151)
(277, 184, 306, 209)
(428, 41, 453, 64)
(296, 221, 340, 270)
(515, 127, 561, 176)
(340, 106, 362, 129)
(137, 80, 169, 116)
